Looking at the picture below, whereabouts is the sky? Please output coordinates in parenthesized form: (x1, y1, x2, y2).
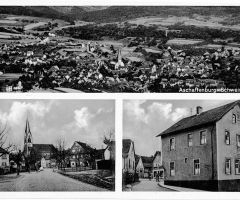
(123, 99, 235, 157)
(0, 99, 115, 150)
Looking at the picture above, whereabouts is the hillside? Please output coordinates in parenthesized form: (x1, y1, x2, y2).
(1, 6, 240, 24)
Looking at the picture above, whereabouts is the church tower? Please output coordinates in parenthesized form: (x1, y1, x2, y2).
(24, 118, 33, 156)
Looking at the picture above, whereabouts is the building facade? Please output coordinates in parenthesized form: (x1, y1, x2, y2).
(157, 101, 240, 191)
(136, 156, 153, 178)
(0, 147, 9, 174)
(152, 151, 164, 178)
(23, 118, 56, 168)
(122, 139, 135, 174)
(69, 141, 93, 168)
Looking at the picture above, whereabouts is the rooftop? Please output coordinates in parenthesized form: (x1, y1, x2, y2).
(157, 100, 240, 137)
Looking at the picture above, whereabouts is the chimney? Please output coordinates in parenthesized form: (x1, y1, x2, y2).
(196, 106, 203, 115)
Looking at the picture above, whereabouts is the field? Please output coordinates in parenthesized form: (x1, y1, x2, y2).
(0, 73, 23, 82)
(127, 15, 240, 30)
(167, 38, 204, 45)
(24, 22, 47, 30)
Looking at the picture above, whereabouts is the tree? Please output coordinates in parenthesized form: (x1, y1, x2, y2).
(28, 147, 42, 170)
(10, 146, 23, 175)
(0, 123, 13, 157)
(53, 139, 70, 169)
(102, 129, 115, 146)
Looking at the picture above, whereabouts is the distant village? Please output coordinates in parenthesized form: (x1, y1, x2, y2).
(123, 100, 240, 191)
(1, 22, 240, 93)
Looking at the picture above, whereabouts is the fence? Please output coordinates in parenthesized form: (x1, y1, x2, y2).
(57, 166, 92, 173)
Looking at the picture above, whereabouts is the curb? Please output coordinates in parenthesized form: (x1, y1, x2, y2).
(158, 183, 177, 191)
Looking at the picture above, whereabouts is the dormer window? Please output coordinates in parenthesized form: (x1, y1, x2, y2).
(232, 113, 236, 124)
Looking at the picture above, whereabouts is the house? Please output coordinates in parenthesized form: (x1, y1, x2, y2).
(122, 139, 135, 174)
(0, 147, 10, 174)
(136, 156, 153, 178)
(104, 141, 115, 161)
(23, 118, 56, 168)
(152, 151, 164, 179)
(32, 144, 56, 168)
(69, 141, 93, 168)
(157, 100, 240, 191)
(95, 148, 105, 169)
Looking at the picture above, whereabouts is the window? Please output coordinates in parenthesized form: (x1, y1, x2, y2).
(129, 159, 130, 168)
(184, 158, 188, 163)
(170, 138, 175, 151)
(225, 130, 230, 145)
(73, 155, 75, 159)
(226, 158, 231, 174)
(194, 159, 200, 175)
(2, 162, 6, 166)
(237, 135, 240, 147)
(200, 130, 206, 145)
(170, 162, 175, 176)
(188, 134, 193, 147)
(2, 154, 7, 159)
(235, 159, 240, 174)
(233, 113, 237, 124)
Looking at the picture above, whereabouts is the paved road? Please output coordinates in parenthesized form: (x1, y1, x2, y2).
(0, 168, 107, 191)
(132, 179, 173, 192)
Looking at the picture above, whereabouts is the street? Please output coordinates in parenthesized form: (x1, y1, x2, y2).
(0, 168, 108, 191)
(132, 179, 173, 192)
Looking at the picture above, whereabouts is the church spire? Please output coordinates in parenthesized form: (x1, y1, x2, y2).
(24, 117, 33, 156)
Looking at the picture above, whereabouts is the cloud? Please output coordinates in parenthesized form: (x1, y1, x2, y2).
(97, 108, 113, 114)
(0, 101, 55, 126)
(124, 100, 189, 124)
(123, 100, 146, 122)
(73, 107, 94, 130)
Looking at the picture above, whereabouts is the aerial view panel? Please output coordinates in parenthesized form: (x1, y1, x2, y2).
(0, 6, 240, 93)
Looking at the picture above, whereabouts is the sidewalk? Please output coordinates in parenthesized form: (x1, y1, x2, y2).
(158, 181, 208, 192)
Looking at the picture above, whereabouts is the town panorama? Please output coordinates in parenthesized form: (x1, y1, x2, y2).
(0, 6, 240, 93)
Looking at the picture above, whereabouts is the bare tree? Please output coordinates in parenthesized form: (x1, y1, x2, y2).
(102, 129, 115, 146)
(53, 138, 70, 169)
(0, 123, 13, 157)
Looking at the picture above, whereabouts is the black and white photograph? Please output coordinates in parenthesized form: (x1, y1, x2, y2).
(123, 99, 240, 191)
(0, 99, 115, 191)
(0, 6, 240, 93)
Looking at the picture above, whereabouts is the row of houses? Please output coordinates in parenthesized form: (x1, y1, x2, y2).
(122, 139, 163, 181)
(0, 118, 115, 174)
(123, 100, 240, 191)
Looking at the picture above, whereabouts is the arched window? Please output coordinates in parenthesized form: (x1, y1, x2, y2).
(28, 136, 31, 143)
(233, 113, 236, 124)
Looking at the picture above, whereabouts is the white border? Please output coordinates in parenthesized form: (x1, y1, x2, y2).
(1, 2, 240, 199)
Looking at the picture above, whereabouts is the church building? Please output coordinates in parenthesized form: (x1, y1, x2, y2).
(23, 118, 56, 168)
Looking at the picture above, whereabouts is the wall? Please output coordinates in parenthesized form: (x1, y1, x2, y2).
(153, 153, 163, 178)
(136, 158, 144, 177)
(122, 142, 135, 174)
(216, 104, 240, 181)
(162, 124, 217, 182)
(0, 154, 9, 167)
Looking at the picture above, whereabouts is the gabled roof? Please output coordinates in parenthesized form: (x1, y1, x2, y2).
(122, 139, 133, 154)
(135, 154, 140, 166)
(153, 151, 161, 161)
(0, 147, 8, 154)
(157, 100, 240, 137)
(33, 144, 55, 153)
(141, 156, 153, 164)
(75, 141, 93, 152)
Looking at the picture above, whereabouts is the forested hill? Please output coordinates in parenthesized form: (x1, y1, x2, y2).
(77, 6, 240, 23)
(1, 6, 240, 23)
